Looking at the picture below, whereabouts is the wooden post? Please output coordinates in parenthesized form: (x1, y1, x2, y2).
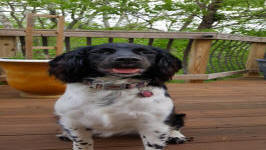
(0, 36, 16, 58)
(245, 43, 266, 76)
(26, 13, 65, 58)
(0, 36, 17, 78)
(56, 16, 64, 56)
(25, 13, 34, 59)
(187, 39, 213, 83)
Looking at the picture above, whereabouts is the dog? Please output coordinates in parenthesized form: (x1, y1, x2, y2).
(49, 43, 190, 150)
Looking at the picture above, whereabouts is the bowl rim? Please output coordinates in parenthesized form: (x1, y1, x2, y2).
(0, 58, 50, 63)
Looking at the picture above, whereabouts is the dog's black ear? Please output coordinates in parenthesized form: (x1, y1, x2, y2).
(49, 47, 92, 83)
(153, 50, 182, 82)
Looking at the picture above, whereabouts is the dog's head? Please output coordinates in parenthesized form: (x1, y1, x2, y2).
(49, 43, 182, 85)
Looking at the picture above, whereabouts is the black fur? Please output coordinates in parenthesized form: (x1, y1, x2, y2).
(147, 142, 164, 149)
(164, 108, 186, 130)
(141, 47, 182, 86)
(49, 43, 182, 86)
(49, 47, 105, 82)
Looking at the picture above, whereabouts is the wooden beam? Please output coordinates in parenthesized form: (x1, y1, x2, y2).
(208, 70, 247, 79)
(173, 74, 209, 80)
(173, 70, 247, 80)
(25, 13, 34, 59)
(1, 29, 266, 43)
(32, 30, 57, 35)
(55, 16, 64, 56)
(187, 39, 213, 83)
(32, 46, 56, 50)
(245, 43, 266, 76)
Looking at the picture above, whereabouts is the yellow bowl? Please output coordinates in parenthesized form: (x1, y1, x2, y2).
(0, 59, 65, 98)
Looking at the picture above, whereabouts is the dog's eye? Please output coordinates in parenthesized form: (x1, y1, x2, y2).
(133, 48, 155, 55)
(90, 48, 115, 55)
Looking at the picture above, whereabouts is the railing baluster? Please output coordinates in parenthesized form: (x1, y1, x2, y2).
(148, 38, 154, 46)
(86, 37, 92, 46)
(217, 40, 230, 72)
(65, 37, 71, 52)
(128, 38, 134, 43)
(166, 38, 174, 51)
(108, 38, 113, 43)
(235, 41, 248, 69)
(208, 39, 219, 73)
(41, 36, 49, 57)
(228, 41, 241, 71)
(224, 40, 234, 71)
(240, 42, 251, 69)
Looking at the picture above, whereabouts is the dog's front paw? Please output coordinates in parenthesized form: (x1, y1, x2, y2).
(56, 133, 72, 142)
(166, 136, 193, 144)
(167, 130, 193, 144)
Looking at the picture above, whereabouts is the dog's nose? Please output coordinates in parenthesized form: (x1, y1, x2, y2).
(114, 57, 142, 63)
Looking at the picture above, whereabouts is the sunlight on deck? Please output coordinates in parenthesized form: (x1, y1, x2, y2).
(0, 77, 266, 150)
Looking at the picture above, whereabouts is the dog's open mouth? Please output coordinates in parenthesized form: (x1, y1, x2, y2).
(111, 68, 141, 74)
(102, 68, 143, 77)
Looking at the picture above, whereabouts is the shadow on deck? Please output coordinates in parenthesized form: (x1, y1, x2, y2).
(0, 77, 266, 150)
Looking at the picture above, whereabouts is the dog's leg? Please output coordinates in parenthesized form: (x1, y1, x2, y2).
(139, 124, 170, 150)
(167, 129, 192, 144)
(165, 112, 192, 144)
(63, 127, 94, 150)
(56, 130, 72, 141)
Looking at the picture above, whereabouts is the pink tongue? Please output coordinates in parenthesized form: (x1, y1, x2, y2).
(112, 68, 140, 74)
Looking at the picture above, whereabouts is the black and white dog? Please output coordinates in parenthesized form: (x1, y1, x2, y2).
(49, 43, 190, 150)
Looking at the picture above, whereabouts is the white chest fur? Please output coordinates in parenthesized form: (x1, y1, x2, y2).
(55, 83, 174, 136)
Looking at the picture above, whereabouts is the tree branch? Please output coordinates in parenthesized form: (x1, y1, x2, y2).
(179, 14, 196, 31)
(7, 2, 24, 28)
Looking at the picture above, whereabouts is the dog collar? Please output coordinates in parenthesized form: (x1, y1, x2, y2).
(82, 78, 150, 90)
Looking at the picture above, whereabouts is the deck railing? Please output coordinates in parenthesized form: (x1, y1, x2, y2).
(0, 29, 265, 82)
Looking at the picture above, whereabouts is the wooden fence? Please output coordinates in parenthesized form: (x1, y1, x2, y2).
(0, 29, 265, 82)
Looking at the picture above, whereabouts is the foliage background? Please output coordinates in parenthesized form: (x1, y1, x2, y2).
(1, 0, 265, 35)
(0, 0, 265, 74)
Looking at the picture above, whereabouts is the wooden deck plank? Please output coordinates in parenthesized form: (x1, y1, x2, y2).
(1, 113, 266, 135)
(1, 125, 266, 143)
(169, 140, 266, 150)
(1, 133, 266, 150)
(3, 107, 266, 120)
(2, 107, 266, 135)
(1, 115, 266, 133)
(0, 78, 266, 150)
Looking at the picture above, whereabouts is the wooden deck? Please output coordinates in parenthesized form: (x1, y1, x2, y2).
(1, 77, 266, 150)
